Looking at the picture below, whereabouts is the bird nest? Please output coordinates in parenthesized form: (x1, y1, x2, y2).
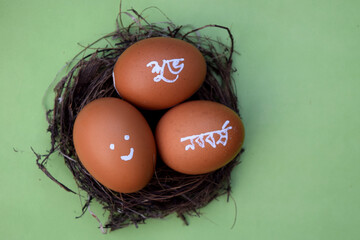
(35, 7, 243, 232)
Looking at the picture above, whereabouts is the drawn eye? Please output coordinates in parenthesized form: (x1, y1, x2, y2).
(110, 135, 130, 150)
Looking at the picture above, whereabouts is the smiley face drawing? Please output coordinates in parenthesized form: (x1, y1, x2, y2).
(109, 134, 134, 161)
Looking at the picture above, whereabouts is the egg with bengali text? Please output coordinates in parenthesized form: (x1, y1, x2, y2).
(113, 37, 206, 110)
(155, 100, 244, 175)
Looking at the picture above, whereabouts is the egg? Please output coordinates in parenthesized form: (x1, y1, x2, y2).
(155, 100, 244, 175)
(113, 37, 206, 110)
(73, 97, 156, 193)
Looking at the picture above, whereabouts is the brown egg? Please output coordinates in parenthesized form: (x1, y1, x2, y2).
(156, 100, 244, 175)
(73, 98, 156, 193)
(113, 37, 206, 110)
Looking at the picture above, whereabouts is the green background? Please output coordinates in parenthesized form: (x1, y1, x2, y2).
(1, 0, 359, 239)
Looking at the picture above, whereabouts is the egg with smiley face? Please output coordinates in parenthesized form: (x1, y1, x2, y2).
(73, 97, 156, 193)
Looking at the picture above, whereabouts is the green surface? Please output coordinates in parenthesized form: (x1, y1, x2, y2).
(1, 0, 360, 239)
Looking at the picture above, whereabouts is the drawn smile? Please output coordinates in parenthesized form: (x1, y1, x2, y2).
(109, 134, 134, 161)
(120, 148, 134, 161)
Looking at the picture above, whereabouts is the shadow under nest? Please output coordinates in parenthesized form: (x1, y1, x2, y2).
(35, 8, 244, 232)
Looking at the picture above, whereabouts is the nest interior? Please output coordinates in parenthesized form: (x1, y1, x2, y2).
(35, 7, 243, 232)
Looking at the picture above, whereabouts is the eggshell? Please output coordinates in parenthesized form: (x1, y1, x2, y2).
(155, 100, 244, 175)
(113, 37, 206, 110)
(73, 97, 156, 193)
